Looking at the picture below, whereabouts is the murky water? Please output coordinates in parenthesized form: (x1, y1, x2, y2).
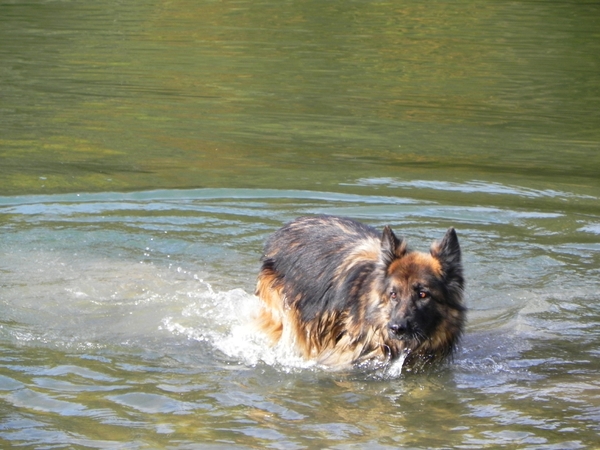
(1, 0, 599, 448)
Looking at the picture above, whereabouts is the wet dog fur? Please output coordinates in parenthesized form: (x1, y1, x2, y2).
(255, 215, 465, 371)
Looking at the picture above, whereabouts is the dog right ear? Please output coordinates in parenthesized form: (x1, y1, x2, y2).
(380, 226, 407, 267)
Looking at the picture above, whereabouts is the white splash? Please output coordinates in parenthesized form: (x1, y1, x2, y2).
(384, 352, 408, 378)
(159, 277, 315, 371)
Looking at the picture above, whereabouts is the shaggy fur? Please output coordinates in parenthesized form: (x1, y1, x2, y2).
(255, 215, 465, 371)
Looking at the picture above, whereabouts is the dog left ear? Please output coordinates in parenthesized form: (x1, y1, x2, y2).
(431, 228, 465, 310)
(430, 228, 464, 292)
(380, 226, 407, 267)
(431, 227, 461, 266)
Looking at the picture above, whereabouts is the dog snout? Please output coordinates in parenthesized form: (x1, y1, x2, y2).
(389, 319, 410, 337)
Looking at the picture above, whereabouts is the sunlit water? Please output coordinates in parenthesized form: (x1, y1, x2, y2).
(1, 0, 600, 448)
(1, 186, 599, 448)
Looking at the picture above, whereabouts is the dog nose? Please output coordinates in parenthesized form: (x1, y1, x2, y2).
(389, 319, 409, 336)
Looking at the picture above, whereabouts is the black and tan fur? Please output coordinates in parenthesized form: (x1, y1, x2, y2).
(255, 215, 465, 370)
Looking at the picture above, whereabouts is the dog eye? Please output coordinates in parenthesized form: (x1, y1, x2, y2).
(418, 290, 430, 299)
(390, 291, 397, 300)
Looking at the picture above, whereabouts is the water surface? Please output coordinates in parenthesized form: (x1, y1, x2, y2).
(1, 0, 599, 448)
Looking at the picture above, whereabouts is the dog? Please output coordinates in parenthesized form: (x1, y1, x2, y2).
(255, 215, 465, 371)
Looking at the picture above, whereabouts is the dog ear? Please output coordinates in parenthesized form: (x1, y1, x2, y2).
(380, 226, 407, 267)
(431, 227, 460, 265)
(431, 227, 465, 295)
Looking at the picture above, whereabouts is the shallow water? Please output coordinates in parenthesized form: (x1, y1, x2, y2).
(1, 187, 599, 448)
(1, 0, 600, 448)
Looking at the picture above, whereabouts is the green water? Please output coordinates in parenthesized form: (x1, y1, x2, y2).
(2, 0, 599, 195)
(1, 1, 599, 448)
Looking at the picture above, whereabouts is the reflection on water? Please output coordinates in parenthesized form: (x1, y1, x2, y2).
(1, 0, 599, 447)
(1, 0, 599, 195)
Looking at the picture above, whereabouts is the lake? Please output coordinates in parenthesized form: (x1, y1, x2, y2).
(1, 1, 599, 448)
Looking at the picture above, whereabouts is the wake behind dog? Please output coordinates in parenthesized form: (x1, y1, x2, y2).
(255, 215, 465, 371)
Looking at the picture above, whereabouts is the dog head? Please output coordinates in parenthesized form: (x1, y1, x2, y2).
(377, 226, 465, 360)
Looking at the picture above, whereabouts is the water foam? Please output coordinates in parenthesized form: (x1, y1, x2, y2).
(159, 278, 316, 371)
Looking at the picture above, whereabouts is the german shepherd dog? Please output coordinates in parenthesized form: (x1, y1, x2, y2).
(255, 215, 465, 370)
